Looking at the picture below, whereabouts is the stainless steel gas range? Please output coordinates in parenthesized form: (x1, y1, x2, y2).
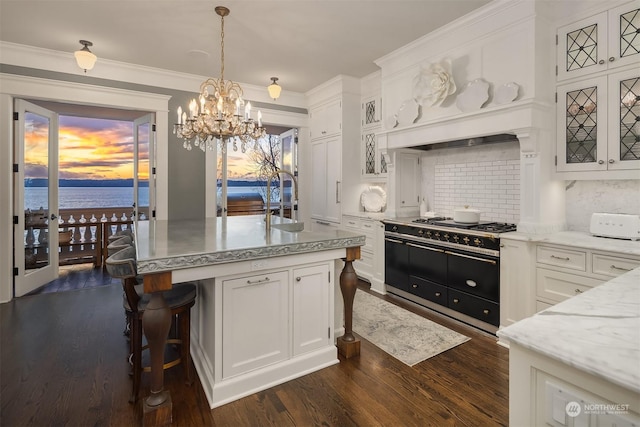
(383, 217, 517, 334)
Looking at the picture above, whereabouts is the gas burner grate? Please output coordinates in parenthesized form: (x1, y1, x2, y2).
(473, 223, 517, 233)
(412, 217, 449, 224)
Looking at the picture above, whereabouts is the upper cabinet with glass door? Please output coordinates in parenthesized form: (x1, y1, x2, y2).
(556, 67, 640, 178)
(361, 94, 387, 179)
(557, 3, 639, 82)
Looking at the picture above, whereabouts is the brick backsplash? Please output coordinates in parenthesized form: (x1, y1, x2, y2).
(433, 159, 520, 223)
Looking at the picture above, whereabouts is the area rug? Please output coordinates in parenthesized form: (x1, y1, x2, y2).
(352, 291, 470, 366)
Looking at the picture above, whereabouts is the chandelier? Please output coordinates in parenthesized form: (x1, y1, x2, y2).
(173, 6, 266, 153)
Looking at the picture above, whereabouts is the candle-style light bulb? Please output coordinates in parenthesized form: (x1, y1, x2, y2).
(235, 98, 241, 116)
(200, 95, 205, 114)
(258, 110, 262, 127)
(245, 102, 252, 120)
(177, 106, 182, 124)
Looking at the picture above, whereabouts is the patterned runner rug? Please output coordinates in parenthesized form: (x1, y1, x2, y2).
(352, 290, 470, 366)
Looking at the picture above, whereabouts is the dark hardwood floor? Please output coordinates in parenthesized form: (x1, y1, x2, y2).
(1, 272, 508, 427)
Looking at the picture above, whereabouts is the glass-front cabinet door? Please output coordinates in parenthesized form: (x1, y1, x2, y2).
(361, 95, 386, 179)
(557, 69, 640, 173)
(608, 68, 640, 171)
(557, 4, 639, 81)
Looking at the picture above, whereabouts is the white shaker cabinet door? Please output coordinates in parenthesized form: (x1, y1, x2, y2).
(222, 271, 290, 379)
(292, 263, 331, 356)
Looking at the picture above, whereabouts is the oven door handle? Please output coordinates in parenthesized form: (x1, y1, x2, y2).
(384, 237, 405, 244)
(445, 250, 497, 265)
(406, 242, 445, 253)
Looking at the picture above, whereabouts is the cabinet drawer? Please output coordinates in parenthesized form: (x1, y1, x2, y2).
(536, 245, 586, 272)
(536, 268, 603, 303)
(448, 289, 499, 326)
(592, 253, 640, 278)
(408, 275, 448, 306)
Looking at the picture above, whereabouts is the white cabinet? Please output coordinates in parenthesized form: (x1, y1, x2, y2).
(220, 262, 336, 379)
(311, 136, 341, 223)
(556, 3, 640, 81)
(221, 271, 290, 378)
(310, 98, 342, 140)
(499, 237, 535, 328)
(396, 153, 420, 210)
(556, 68, 640, 177)
(534, 243, 640, 308)
(292, 264, 330, 355)
(555, 2, 640, 179)
(342, 215, 376, 281)
(361, 95, 387, 179)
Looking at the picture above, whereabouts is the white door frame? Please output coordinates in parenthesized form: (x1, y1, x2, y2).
(0, 73, 170, 302)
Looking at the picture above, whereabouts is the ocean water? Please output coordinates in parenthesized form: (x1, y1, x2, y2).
(25, 187, 149, 210)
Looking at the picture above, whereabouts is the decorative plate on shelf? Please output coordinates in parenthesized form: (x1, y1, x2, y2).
(361, 186, 387, 212)
(455, 79, 490, 113)
(396, 99, 420, 126)
(494, 82, 519, 105)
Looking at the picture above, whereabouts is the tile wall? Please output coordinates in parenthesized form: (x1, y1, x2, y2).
(420, 141, 521, 223)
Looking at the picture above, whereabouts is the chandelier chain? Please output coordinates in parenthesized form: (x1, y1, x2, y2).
(220, 13, 224, 82)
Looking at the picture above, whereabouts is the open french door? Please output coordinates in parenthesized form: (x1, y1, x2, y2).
(133, 114, 156, 220)
(278, 128, 298, 219)
(13, 99, 60, 297)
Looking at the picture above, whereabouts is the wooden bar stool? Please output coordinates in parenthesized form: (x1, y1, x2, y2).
(105, 246, 196, 403)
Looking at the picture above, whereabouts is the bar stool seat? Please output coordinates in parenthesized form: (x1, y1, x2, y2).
(105, 245, 196, 403)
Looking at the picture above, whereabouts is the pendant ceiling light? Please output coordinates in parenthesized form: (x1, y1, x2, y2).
(74, 40, 97, 72)
(267, 77, 281, 100)
(174, 6, 266, 153)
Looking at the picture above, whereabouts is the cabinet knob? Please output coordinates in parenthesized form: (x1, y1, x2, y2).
(608, 159, 615, 164)
(435, 292, 441, 297)
(453, 298, 459, 304)
(575, 288, 583, 294)
(483, 309, 490, 315)
(296, 277, 301, 282)
(609, 56, 615, 62)
(411, 283, 418, 288)
(598, 160, 605, 164)
(599, 59, 605, 64)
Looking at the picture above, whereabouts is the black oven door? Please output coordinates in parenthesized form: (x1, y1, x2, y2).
(406, 241, 447, 286)
(384, 237, 409, 291)
(446, 250, 499, 302)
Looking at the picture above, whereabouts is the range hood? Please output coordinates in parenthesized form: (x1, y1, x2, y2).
(411, 133, 519, 151)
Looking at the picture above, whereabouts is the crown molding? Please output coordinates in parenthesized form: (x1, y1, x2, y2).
(0, 41, 307, 108)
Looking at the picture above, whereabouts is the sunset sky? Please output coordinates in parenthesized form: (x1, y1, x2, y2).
(24, 114, 281, 182)
(24, 115, 148, 181)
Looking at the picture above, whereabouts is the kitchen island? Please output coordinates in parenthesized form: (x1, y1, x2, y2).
(498, 267, 640, 426)
(134, 215, 365, 424)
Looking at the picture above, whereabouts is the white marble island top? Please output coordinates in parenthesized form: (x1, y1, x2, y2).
(498, 267, 640, 393)
(135, 215, 366, 274)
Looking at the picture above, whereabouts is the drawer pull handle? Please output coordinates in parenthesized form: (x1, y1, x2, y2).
(575, 288, 583, 294)
(435, 292, 441, 297)
(466, 280, 477, 287)
(445, 251, 497, 265)
(411, 283, 418, 289)
(453, 298, 459, 304)
(407, 242, 445, 253)
(550, 255, 570, 261)
(483, 309, 490, 315)
(247, 277, 270, 284)
(610, 264, 631, 272)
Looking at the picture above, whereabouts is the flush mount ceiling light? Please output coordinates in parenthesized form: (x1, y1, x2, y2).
(74, 40, 97, 72)
(267, 77, 282, 100)
(174, 5, 266, 153)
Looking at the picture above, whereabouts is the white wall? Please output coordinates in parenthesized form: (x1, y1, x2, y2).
(565, 180, 640, 232)
(420, 141, 521, 223)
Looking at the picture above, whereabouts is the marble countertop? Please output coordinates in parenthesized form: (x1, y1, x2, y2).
(134, 215, 365, 274)
(501, 230, 640, 256)
(342, 211, 387, 221)
(498, 267, 640, 393)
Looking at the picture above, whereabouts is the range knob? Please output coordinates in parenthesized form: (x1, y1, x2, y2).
(452, 234, 460, 242)
(426, 231, 432, 238)
(434, 232, 441, 239)
(418, 229, 424, 236)
(463, 236, 470, 244)
(473, 238, 483, 246)
(392, 226, 398, 232)
(443, 233, 450, 241)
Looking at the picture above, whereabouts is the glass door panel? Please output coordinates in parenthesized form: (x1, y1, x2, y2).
(14, 99, 59, 296)
(133, 114, 155, 221)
